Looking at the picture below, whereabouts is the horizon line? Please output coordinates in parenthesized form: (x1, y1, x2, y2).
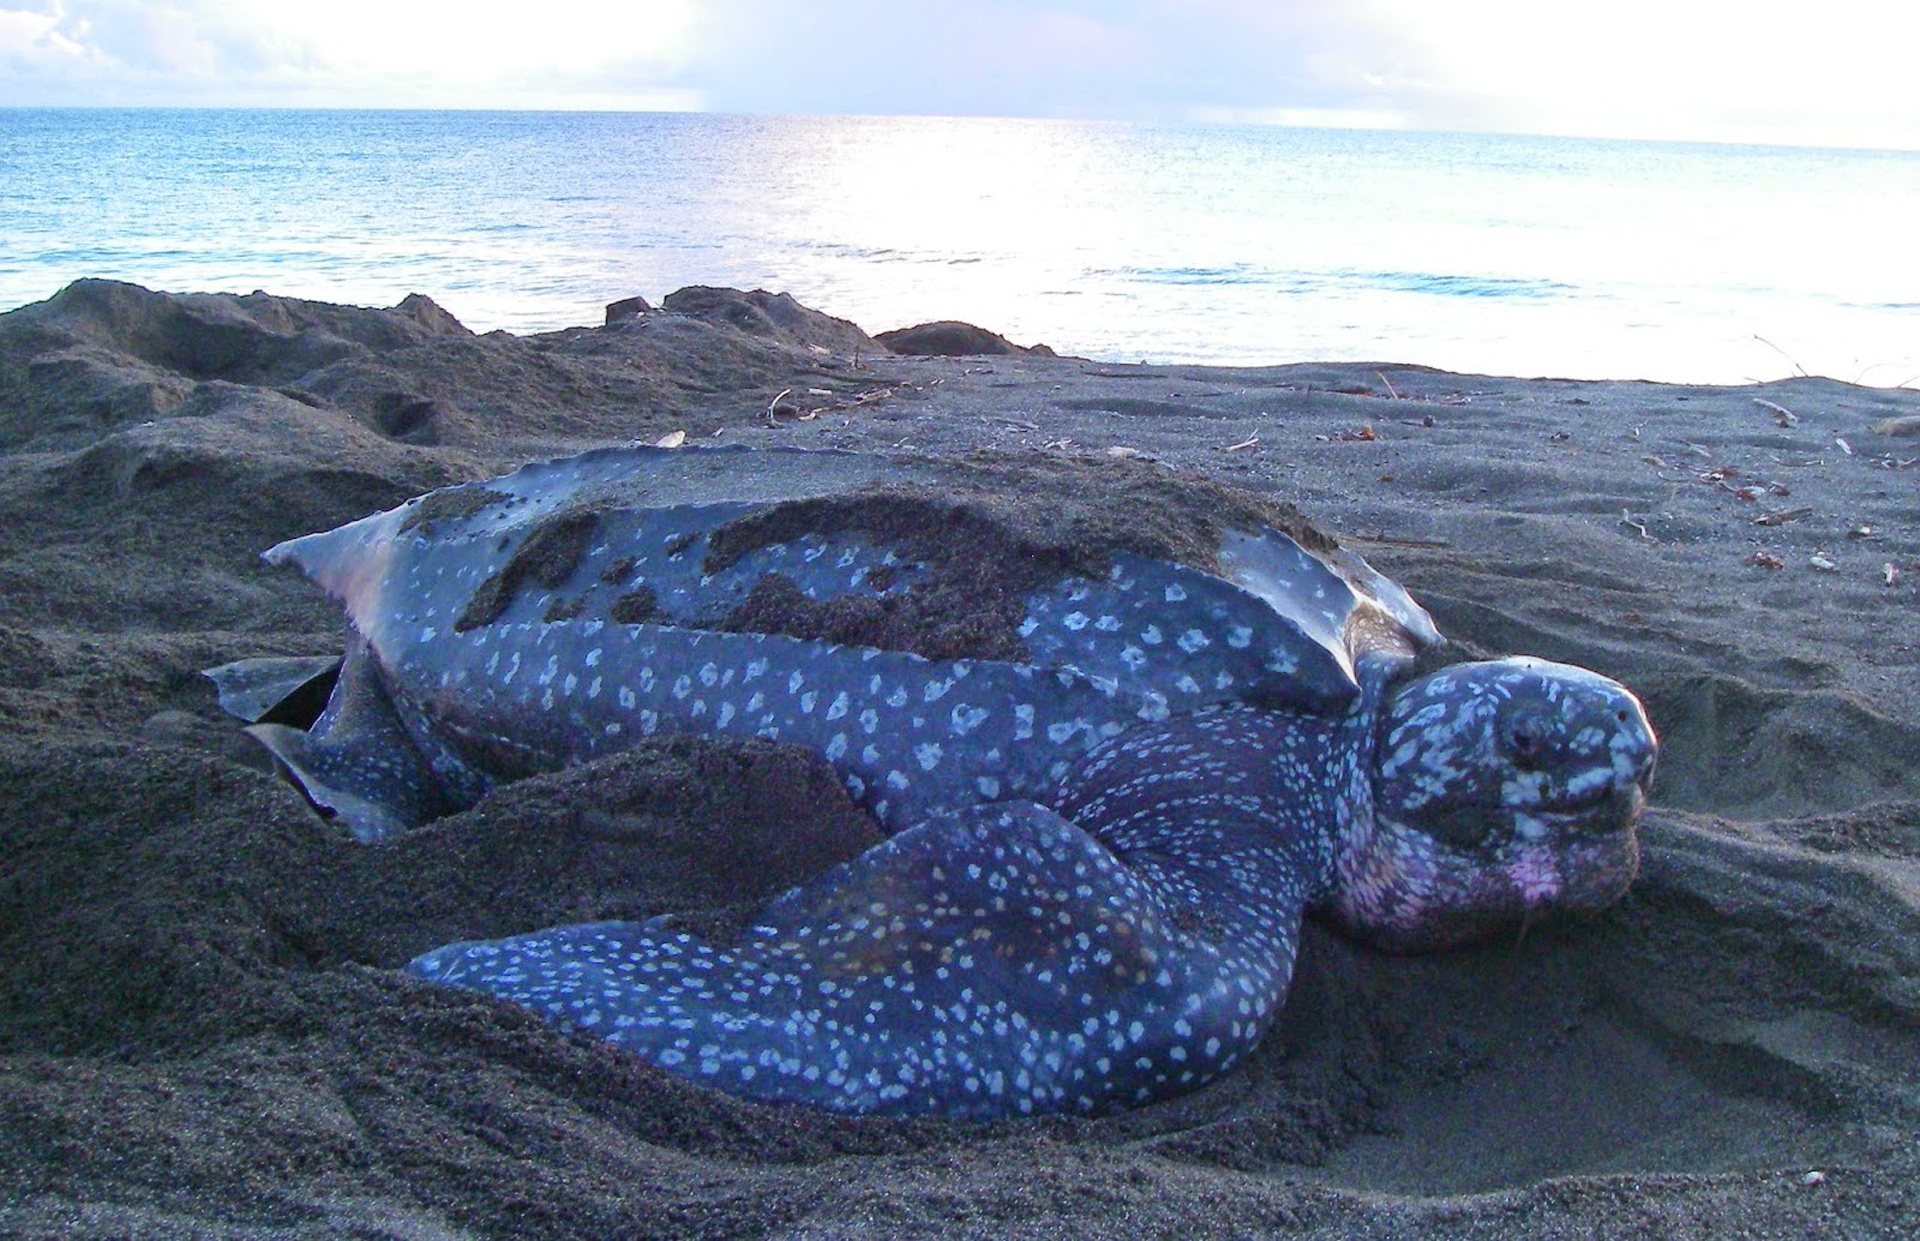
(6, 104, 1919, 157)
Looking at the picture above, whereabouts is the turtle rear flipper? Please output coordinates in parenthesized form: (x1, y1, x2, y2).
(409, 800, 1305, 1117)
(203, 655, 343, 726)
(244, 637, 449, 843)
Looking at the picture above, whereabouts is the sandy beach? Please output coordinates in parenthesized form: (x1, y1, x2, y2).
(1, 279, 1917, 1238)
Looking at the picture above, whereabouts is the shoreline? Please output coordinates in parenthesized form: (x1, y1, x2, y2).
(1, 279, 1916, 1238)
(12, 109, 1920, 386)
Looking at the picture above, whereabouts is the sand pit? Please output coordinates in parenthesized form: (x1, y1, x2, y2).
(1, 280, 1916, 1238)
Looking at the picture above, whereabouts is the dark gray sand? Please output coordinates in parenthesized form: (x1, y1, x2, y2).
(2, 279, 1917, 1238)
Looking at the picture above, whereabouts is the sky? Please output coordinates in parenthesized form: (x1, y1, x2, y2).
(4, 1, 1919, 150)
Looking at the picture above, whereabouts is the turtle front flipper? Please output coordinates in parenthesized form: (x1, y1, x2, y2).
(407, 800, 1303, 1117)
(244, 633, 464, 843)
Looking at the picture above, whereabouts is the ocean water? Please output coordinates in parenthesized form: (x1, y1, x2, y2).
(3, 108, 1917, 386)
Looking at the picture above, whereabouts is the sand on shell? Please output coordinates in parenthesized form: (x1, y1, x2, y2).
(2, 279, 1918, 1239)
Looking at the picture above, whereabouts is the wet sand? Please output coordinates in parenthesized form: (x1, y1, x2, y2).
(2, 280, 1917, 1238)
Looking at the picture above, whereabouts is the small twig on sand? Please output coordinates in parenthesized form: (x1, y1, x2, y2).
(1351, 531, 1451, 548)
(1753, 335, 1810, 377)
(1752, 397, 1800, 427)
(789, 386, 894, 421)
(765, 388, 793, 427)
(1620, 510, 1655, 541)
(1376, 371, 1401, 400)
(1222, 434, 1259, 452)
(987, 416, 1039, 431)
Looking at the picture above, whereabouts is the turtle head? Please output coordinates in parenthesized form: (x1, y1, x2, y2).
(1332, 656, 1658, 953)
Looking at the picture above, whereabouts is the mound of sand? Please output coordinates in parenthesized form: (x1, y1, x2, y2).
(2, 281, 1917, 1238)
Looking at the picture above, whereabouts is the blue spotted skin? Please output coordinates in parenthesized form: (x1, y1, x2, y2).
(243, 446, 1659, 1117)
(406, 652, 1654, 1117)
(256, 446, 1438, 838)
(411, 703, 1353, 1117)
(353, 569, 1340, 832)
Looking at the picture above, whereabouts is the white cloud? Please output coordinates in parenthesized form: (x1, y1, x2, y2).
(2, 0, 1917, 149)
(1354, 0, 1920, 147)
(667, 0, 1920, 147)
(668, 0, 1380, 120)
(1, 3, 87, 59)
(216, 1, 695, 81)
(1, 0, 705, 107)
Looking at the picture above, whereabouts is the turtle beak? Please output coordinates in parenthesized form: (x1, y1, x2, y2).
(1604, 778, 1649, 836)
(1619, 692, 1659, 805)
(1530, 676, 1657, 835)
(1596, 685, 1657, 829)
(1588, 692, 1657, 836)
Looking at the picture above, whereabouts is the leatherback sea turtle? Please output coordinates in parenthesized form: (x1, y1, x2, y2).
(211, 445, 1656, 1119)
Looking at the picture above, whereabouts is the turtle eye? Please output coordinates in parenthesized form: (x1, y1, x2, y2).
(1503, 711, 1549, 770)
